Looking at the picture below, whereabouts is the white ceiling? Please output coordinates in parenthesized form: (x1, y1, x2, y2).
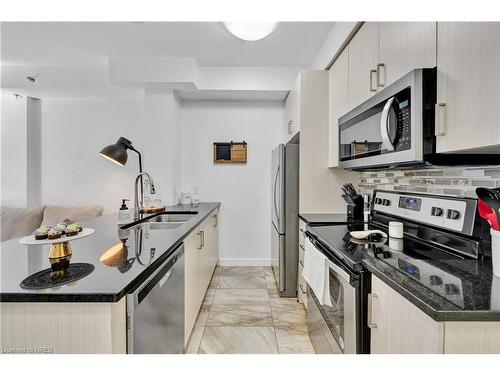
(1, 22, 334, 67)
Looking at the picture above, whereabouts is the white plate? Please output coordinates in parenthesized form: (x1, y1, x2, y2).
(19, 228, 95, 245)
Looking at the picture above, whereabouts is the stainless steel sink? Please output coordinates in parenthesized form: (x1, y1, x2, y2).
(147, 212, 198, 230)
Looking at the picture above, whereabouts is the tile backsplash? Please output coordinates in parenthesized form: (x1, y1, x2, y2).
(358, 166, 500, 198)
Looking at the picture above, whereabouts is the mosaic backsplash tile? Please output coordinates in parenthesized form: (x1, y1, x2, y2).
(358, 167, 500, 199)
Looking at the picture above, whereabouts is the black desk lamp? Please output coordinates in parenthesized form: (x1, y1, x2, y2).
(100, 137, 144, 196)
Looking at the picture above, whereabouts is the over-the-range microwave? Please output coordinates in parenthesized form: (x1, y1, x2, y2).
(338, 68, 499, 171)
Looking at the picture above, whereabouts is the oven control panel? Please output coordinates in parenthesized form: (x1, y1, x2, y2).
(372, 190, 477, 235)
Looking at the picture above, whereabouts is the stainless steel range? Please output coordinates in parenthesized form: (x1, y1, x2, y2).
(305, 189, 487, 354)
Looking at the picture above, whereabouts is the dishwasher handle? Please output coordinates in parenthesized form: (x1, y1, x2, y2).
(128, 243, 184, 310)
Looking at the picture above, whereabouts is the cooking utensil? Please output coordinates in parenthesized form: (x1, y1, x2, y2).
(478, 199, 500, 231)
(350, 229, 388, 240)
(476, 188, 500, 229)
(342, 194, 354, 205)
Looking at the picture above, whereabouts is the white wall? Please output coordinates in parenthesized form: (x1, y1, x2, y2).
(1, 93, 28, 207)
(40, 91, 182, 213)
(181, 102, 284, 266)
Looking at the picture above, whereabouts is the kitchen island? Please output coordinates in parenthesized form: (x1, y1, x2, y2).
(0, 202, 220, 353)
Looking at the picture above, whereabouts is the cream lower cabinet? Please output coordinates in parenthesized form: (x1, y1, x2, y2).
(0, 299, 127, 354)
(436, 22, 500, 153)
(184, 209, 219, 345)
(297, 218, 307, 309)
(369, 275, 444, 354)
(370, 275, 500, 354)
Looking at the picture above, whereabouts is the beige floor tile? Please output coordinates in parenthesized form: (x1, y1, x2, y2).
(212, 288, 269, 306)
(185, 326, 205, 354)
(221, 266, 264, 277)
(202, 288, 216, 305)
(264, 266, 274, 278)
(217, 275, 266, 289)
(275, 326, 315, 354)
(213, 266, 223, 277)
(199, 327, 278, 354)
(207, 304, 273, 327)
(194, 305, 210, 326)
(270, 298, 307, 327)
(208, 276, 219, 288)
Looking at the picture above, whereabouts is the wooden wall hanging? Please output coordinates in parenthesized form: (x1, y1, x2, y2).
(213, 141, 247, 164)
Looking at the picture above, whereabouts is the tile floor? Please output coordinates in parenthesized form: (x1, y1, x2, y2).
(185, 266, 315, 354)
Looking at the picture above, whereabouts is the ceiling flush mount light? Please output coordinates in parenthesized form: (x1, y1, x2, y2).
(223, 22, 278, 41)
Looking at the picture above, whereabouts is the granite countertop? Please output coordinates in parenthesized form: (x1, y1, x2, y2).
(306, 224, 500, 322)
(0, 202, 220, 303)
(299, 213, 365, 226)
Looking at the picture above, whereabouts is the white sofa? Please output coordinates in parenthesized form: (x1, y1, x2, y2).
(0, 205, 104, 242)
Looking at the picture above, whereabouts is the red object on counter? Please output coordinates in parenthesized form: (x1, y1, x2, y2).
(478, 199, 500, 231)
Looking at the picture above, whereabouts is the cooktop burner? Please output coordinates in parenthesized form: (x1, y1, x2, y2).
(20, 263, 94, 290)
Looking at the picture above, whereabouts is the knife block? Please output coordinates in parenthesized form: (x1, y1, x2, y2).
(347, 196, 364, 220)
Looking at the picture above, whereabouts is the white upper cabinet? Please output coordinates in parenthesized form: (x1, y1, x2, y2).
(348, 22, 380, 111)
(436, 22, 500, 153)
(329, 48, 349, 168)
(379, 22, 437, 87)
(284, 75, 301, 143)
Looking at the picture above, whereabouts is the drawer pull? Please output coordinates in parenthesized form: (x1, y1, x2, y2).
(367, 293, 378, 328)
(299, 244, 305, 251)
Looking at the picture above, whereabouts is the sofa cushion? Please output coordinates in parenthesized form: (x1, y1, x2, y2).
(1, 206, 45, 242)
(41, 205, 104, 226)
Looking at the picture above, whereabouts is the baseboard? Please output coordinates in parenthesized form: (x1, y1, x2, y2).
(218, 258, 271, 266)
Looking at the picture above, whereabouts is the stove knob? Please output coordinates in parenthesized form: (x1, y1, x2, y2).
(431, 207, 443, 217)
(382, 199, 391, 206)
(446, 209, 460, 220)
(429, 275, 443, 286)
(375, 198, 383, 205)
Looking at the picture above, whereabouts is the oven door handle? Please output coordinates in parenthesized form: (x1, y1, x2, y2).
(380, 96, 396, 151)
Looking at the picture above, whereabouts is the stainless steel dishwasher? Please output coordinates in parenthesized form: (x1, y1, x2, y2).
(127, 243, 185, 354)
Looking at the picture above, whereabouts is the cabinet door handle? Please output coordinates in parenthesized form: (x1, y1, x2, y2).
(197, 231, 203, 249)
(435, 103, 446, 136)
(299, 284, 306, 294)
(201, 231, 205, 248)
(288, 120, 293, 134)
(213, 214, 218, 228)
(376, 63, 386, 88)
(370, 69, 377, 92)
(367, 293, 378, 328)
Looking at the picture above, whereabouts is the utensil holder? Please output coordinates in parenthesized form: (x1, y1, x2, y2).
(490, 228, 500, 277)
(347, 196, 364, 220)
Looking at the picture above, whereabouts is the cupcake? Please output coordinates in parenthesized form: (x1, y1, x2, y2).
(47, 228, 62, 240)
(65, 223, 80, 237)
(33, 226, 51, 240)
(72, 222, 83, 232)
(54, 222, 67, 233)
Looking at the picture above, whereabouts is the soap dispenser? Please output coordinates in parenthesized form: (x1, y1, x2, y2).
(118, 199, 131, 225)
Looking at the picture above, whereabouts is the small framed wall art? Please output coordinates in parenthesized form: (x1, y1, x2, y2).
(213, 141, 247, 164)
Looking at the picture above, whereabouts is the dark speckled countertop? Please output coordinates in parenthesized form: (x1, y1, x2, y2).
(307, 223, 500, 322)
(0, 202, 220, 303)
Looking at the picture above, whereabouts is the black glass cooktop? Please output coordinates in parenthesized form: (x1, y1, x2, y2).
(307, 223, 496, 315)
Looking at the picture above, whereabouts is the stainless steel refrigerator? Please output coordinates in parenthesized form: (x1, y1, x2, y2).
(271, 133, 299, 297)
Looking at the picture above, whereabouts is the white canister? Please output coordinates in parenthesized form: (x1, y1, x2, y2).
(389, 221, 404, 239)
(490, 228, 500, 277)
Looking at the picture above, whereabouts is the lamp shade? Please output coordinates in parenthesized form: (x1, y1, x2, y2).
(99, 137, 132, 167)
